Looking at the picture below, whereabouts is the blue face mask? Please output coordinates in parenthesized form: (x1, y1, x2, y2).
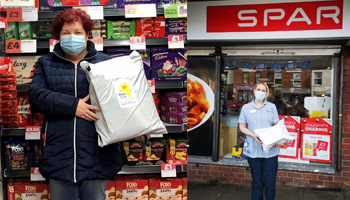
(255, 91, 266, 101)
(60, 34, 86, 55)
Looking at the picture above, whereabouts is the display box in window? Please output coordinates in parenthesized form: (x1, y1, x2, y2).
(39, 0, 118, 11)
(166, 137, 187, 164)
(117, 0, 158, 8)
(106, 20, 136, 40)
(151, 47, 187, 81)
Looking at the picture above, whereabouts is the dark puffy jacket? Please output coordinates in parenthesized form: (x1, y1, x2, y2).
(29, 41, 122, 183)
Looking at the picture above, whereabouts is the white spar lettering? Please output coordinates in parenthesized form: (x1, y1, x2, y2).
(237, 6, 340, 27)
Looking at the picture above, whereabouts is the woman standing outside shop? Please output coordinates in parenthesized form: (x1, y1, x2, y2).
(29, 8, 149, 200)
(238, 82, 280, 200)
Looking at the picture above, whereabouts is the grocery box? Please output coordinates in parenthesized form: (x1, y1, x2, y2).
(18, 22, 33, 40)
(7, 178, 15, 200)
(183, 178, 187, 200)
(32, 21, 53, 39)
(92, 20, 107, 39)
(160, 102, 187, 113)
(115, 179, 149, 200)
(12, 56, 40, 84)
(149, 179, 182, 200)
(107, 48, 151, 79)
(107, 20, 136, 40)
(145, 139, 166, 161)
(123, 140, 144, 162)
(14, 181, 49, 200)
(165, 18, 187, 36)
(5, 22, 19, 41)
(151, 47, 187, 81)
(136, 17, 165, 38)
(166, 137, 187, 164)
(160, 92, 187, 103)
(105, 180, 116, 200)
(39, 0, 118, 11)
(117, 0, 158, 8)
(160, 112, 186, 124)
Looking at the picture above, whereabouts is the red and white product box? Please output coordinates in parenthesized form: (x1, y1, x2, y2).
(278, 115, 300, 159)
(115, 179, 149, 200)
(8, 178, 15, 200)
(14, 181, 49, 200)
(136, 17, 166, 38)
(149, 179, 183, 200)
(105, 180, 116, 200)
(300, 118, 332, 163)
(182, 179, 187, 200)
(12, 56, 40, 84)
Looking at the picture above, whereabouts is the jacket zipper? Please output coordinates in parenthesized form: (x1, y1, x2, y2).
(53, 51, 97, 183)
(43, 121, 48, 147)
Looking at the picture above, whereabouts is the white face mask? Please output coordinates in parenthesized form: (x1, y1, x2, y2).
(255, 91, 266, 101)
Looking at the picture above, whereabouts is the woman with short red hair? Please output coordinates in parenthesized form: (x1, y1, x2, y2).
(29, 8, 121, 200)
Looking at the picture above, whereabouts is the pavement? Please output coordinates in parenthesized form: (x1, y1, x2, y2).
(188, 181, 350, 200)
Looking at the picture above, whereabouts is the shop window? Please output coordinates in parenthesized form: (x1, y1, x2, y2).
(238, 91, 243, 103)
(275, 72, 282, 85)
(293, 72, 301, 87)
(255, 72, 262, 84)
(243, 72, 249, 84)
(314, 72, 322, 85)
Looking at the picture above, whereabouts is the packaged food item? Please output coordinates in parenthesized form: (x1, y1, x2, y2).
(17, 96, 32, 127)
(0, 85, 17, 93)
(33, 113, 45, 126)
(18, 22, 33, 40)
(160, 92, 187, 103)
(149, 178, 182, 200)
(166, 137, 187, 164)
(0, 57, 14, 75)
(1, 121, 19, 128)
(183, 178, 187, 200)
(145, 139, 166, 161)
(115, 179, 149, 200)
(105, 180, 116, 200)
(14, 181, 49, 200)
(136, 17, 166, 38)
(0, 100, 18, 109)
(124, 140, 144, 162)
(160, 112, 187, 124)
(5, 22, 19, 40)
(107, 20, 136, 40)
(117, 0, 158, 8)
(160, 102, 187, 113)
(151, 48, 187, 81)
(8, 178, 15, 200)
(165, 18, 187, 36)
(32, 21, 53, 39)
(12, 56, 40, 84)
(5, 141, 28, 170)
(107, 48, 151, 79)
(92, 20, 107, 39)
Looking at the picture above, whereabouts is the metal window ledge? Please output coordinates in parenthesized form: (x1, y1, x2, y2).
(188, 155, 336, 174)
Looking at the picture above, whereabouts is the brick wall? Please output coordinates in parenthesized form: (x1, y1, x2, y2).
(188, 46, 350, 188)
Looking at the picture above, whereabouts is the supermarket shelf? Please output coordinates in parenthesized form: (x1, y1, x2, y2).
(17, 84, 31, 92)
(164, 122, 186, 133)
(117, 164, 187, 174)
(1, 128, 25, 137)
(155, 81, 184, 89)
(4, 169, 30, 178)
(37, 8, 165, 19)
(3, 165, 186, 177)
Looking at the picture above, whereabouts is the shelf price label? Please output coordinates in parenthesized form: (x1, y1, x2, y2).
(90, 37, 103, 51)
(31, 167, 45, 181)
(6, 40, 37, 53)
(161, 163, 176, 178)
(50, 39, 58, 52)
(168, 35, 184, 49)
(6, 8, 38, 22)
(130, 36, 146, 50)
(73, 6, 104, 20)
(125, 4, 157, 18)
(25, 126, 41, 140)
(0, 17, 7, 29)
(164, 4, 187, 18)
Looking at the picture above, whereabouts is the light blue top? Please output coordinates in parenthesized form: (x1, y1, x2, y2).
(238, 100, 280, 158)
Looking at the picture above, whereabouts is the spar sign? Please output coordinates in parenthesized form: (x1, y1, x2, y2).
(278, 116, 300, 159)
(207, 0, 343, 32)
(300, 118, 332, 163)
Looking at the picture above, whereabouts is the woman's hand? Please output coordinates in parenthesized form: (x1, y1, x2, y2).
(272, 143, 279, 148)
(135, 134, 151, 142)
(76, 95, 101, 121)
(252, 134, 263, 146)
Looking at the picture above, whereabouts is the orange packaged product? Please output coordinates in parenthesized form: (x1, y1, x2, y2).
(115, 179, 149, 200)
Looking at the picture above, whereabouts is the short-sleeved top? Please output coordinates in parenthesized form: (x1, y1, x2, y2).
(238, 100, 280, 158)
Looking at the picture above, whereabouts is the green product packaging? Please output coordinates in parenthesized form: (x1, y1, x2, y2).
(4, 22, 19, 41)
(18, 22, 32, 40)
(107, 20, 136, 40)
(32, 21, 53, 39)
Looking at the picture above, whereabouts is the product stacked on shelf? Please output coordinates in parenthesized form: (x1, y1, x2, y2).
(136, 17, 166, 38)
(7, 178, 49, 200)
(159, 92, 187, 124)
(107, 20, 136, 40)
(166, 18, 187, 36)
(92, 20, 107, 39)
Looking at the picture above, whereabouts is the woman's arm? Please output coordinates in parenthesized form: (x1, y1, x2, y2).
(239, 123, 263, 146)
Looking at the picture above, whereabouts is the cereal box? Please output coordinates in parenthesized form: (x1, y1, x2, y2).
(14, 182, 49, 200)
(115, 179, 149, 200)
(105, 180, 116, 200)
(149, 179, 182, 200)
(166, 137, 187, 165)
(124, 141, 144, 162)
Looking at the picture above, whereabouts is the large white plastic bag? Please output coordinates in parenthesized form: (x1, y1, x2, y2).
(81, 51, 167, 147)
(254, 118, 293, 152)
